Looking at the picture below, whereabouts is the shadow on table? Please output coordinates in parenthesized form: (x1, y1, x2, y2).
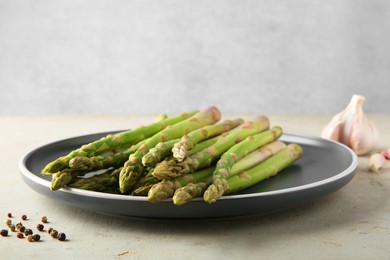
(57, 171, 388, 248)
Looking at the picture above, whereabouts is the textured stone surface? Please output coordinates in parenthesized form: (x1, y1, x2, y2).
(1, 114, 389, 258)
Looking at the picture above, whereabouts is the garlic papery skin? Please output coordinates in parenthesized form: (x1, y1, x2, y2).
(321, 95, 379, 155)
(368, 153, 386, 173)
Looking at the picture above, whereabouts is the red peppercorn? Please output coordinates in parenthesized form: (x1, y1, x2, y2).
(21, 215, 27, 220)
(16, 232, 24, 239)
(7, 213, 12, 218)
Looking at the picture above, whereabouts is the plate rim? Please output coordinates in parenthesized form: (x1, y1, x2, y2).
(18, 130, 359, 203)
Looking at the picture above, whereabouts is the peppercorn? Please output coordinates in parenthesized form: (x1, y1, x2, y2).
(7, 213, 12, 218)
(19, 226, 26, 232)
(15, 222, 22, 229)
(41, 216, 48, 223)
(21, 215, 27, 220)
(8, 224, 15, 232)
(24, 229, 33, 236)
(16, 232, 24, 239)
(36, 224, 44, 232)
(1, 229, 8, 236)
(32, 234, 40, 242)
(27, 234, 34, 242)
(57, 232, 66, 241)
(50, 230, 58, 239)
(48, 227, 53, 234)
(5, 219, 12, 226)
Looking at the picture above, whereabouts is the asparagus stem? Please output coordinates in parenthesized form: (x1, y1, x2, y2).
(147, 167, 215, 203)
(69, 141, 143, 171)
(172, 182, 208, 206)
(204, 126, 283, 203)
(119, 106, 221, 194)
(204, 144, 303, 204)
(42, 110, 198, 174)
(69, 168, 122, 192)
(172, 118, 243, 162)
(152, 116, 270, 178)
(50, 169, 86, 191)
(173, 141, 286, 205)
(141, 139, 178, 167)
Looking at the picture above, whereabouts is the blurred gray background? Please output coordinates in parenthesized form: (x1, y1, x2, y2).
(0, 0, 389, 115)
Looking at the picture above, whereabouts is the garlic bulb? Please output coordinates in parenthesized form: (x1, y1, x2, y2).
(321, 95, 379, 155)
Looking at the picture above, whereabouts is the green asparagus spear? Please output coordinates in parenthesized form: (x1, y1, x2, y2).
(131, 168, 161, 196)
(69, 168, 122, 192)
(42, 111, 198, 174)
(204, 144, 303, 204)
(229, 140, 286, 174)
(50, 169, 86, 190)
(132, 184, 155, 196)
(119, 106, 221, 194)
(152, 116, 270, 179)
(203, 126, 283, 203)
(147, 167, 215, 203)
(141, 139, 179, 167)
(68, 141, 144, 171)
(172, 182, 208, 206)
(50, 141, 145, 190)
(173, 140, 286, 205)
(172, 119, 244, 162)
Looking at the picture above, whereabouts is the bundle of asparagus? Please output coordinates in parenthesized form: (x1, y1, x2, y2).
(41, 106, 303, 205)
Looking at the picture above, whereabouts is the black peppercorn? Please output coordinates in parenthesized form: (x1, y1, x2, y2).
(24, 229, 33, 236)
(32, 234, 41, 242)
(36, 224, 44, 232)
(0, 229, 8, 236)
(57, 232, 66, 241)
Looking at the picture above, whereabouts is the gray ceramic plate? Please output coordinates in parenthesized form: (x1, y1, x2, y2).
(19, 131, 358, 219)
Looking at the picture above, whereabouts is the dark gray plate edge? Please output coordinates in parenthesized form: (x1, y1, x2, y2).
(18, 131, 359, 203)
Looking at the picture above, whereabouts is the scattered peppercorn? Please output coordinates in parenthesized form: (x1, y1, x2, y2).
(1, 229, 8, 236)
(8, 224, 15, 232)
(36, 224, 44, 232)
(50, 230, 58, 239)
(15, 222, 22, 229)
(27, 234, 34, 242)
(41, 216, 48, 223)
(5, 219, 12, 226)
(33, 234, 40, 242)
(16, 232, 24, 239)
(21, 215, 27, 220)
(19, 226, 26, 233)
(24, 229, 33, 236)
(48, 227, 53, 234)
(57, 233, 66, 241)
(7, 213, 12, 218)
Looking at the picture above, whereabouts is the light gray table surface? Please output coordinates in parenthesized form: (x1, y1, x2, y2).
(1, 114, 389, 259)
